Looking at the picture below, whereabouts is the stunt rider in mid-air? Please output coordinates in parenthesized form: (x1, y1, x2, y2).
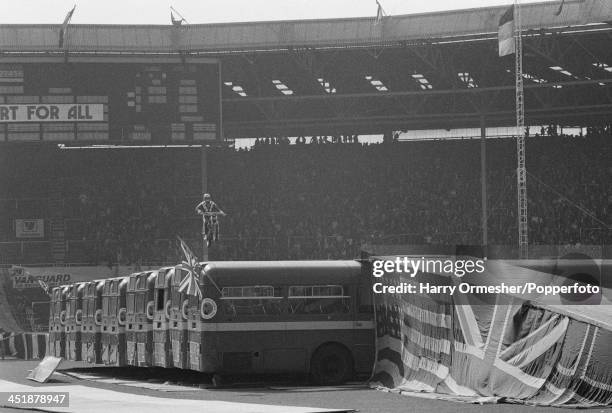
(195, 193, 226, 247)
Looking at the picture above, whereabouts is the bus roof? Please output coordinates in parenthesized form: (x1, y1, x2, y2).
(203, 260, 363, 285)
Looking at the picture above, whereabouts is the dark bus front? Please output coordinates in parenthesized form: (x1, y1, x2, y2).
(48, 286, 69, 358)
(126, 271, 157, 366)
(101, 277, 128, 366)
(189, 260, 374, 384)
(152, 267, 174, 367)
(65, 282, 85, 361)
(81, 280, 104, 363)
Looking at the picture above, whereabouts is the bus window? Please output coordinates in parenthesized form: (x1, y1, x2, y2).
(109, 298, 117, 316)
(136, 294, 145, 313)
(136, 274, 144, 289)
(172, 290, 181, 306)
(156, 290, 165, 310)
(288, 285, 350, 314)
(356, 285, 373, 314)
(127, 295, 135, 313)
(221, 286, 282, 316)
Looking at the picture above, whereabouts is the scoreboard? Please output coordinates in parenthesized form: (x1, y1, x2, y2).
(0, 61, 221, 143)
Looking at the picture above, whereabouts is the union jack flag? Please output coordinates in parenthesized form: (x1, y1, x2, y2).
(177, 235, 198, 268)
(177, 266, 202, 298)
(176, 236, 202, 298)
(370, 262, 612, 407)
(37, 279, 50, 296)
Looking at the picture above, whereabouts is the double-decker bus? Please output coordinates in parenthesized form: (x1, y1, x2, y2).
(81, 280, 104, 363)
(48, 285, 70, 358)
(169, 266, 191, 369)
(187, 260, 374, 385)
(153, 267, 175, 367)
(126, 270, 156, 366)
(101, 277, 128, 366)
(65, 282, 86, 361)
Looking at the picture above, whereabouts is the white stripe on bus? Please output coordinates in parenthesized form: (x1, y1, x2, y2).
(126, 324, 154, 332)
(218, 296, 350, 300)
(192, 320, 374, 332)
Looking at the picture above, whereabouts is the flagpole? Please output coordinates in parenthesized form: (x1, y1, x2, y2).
(514, 0, 529, 259)
(201, 145, 208, 261)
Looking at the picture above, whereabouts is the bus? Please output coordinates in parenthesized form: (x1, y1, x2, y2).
(152, 267, 175, 368)
(169, 266, 192, 369)
(81, 280, 104, 363)
(48, 285, 69, 358)
(126, 270, 156, 367)
(101, 277, 128, 366)
(187, 260, 374, 385)
(65, 282, 86, 361)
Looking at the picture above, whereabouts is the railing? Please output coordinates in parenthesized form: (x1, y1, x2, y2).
(3, 230, 610, 267)
(0, 241, 53, 265)
(579, 227, 612, 247)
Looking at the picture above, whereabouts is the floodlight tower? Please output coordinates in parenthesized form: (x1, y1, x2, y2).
(514, 0, 528, 259)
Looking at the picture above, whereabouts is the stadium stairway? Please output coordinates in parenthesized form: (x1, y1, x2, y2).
(49, 198, 65, 264)
(0, 282, 23, 333)
(0, 272, 49, 360)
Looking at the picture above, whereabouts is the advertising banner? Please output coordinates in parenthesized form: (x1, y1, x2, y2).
(7, 265, 158, 290)
(15, 219, 44, 238)
(0, 104, 104, 122)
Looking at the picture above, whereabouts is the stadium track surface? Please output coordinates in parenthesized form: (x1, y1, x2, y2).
(1, 360, 610, 413)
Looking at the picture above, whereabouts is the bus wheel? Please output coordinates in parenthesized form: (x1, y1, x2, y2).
(211, 374, 224, 388)
(310, 343, 353, 385)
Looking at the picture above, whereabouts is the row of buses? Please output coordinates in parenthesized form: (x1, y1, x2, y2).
(48, 261, 375, 384)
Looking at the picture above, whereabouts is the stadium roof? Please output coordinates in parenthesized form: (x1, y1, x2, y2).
(1, 0, 611, 136)
(0, 0, 610, 53)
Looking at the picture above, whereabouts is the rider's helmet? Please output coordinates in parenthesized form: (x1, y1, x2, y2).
(203, 193, 211, 200)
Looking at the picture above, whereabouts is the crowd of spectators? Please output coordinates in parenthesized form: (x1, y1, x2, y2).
(252, 134, 362, 146)
(55, 149, 202, 265)
(1, 125, 610, 265)
(0, 272, 48, 331)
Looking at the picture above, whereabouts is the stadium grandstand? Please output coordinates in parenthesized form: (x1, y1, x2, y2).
(0, 0, 611, 333)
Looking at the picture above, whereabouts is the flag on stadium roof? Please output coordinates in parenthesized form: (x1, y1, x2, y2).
(170, 6, 188, 25)
(375, 1, 385, 25)
(498, 5, 515, 57)
(554, 0, 566, 16)
(58, 5, 76, 48)
(171, 12, 183, 26)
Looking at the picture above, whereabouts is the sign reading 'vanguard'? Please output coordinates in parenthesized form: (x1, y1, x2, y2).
(15, 219, 45, 238)
(0, 104, 104, 122)
(7, 264, 159, 290)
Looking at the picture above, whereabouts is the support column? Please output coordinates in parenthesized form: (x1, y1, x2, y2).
(217, 60, 224, 142)
(201, 145, 208, 260)
(480, 116, 488, 257)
